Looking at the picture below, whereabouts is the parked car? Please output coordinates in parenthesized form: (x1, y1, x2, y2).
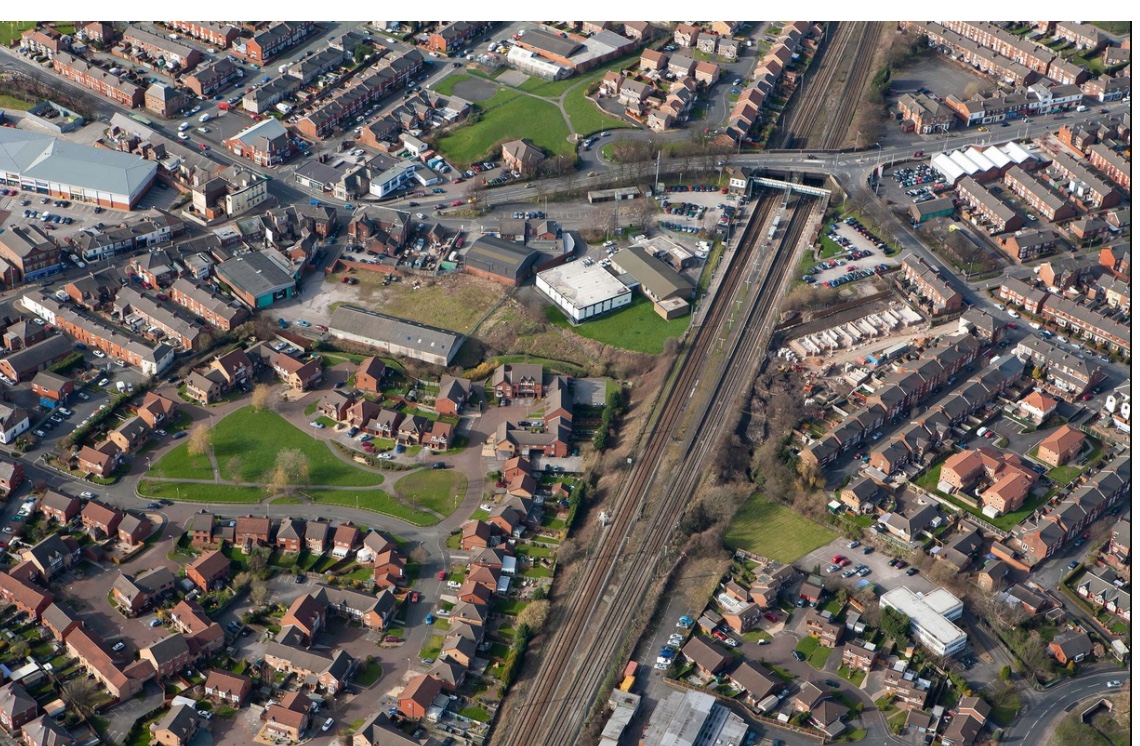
(792, 651, 806, 661)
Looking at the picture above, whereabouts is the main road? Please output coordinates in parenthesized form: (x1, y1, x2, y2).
(1002, 671, 1130, 744)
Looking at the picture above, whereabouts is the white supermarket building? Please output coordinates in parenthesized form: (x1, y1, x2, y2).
(880, 586, 967, 657)
(537, 260, 632, 323)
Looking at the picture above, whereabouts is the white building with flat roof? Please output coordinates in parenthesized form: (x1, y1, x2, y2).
(536, 260, 632, 322)
(640, 689, 749, 746)
(881, 586, 967, 657)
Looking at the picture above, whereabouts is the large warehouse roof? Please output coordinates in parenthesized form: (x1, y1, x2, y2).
(0, 127, 156, 200)
(536, 260, 631, 311)
(612, 246, 693, 301)
(328, 305, 461, 364)
(464, 235, 540, 282)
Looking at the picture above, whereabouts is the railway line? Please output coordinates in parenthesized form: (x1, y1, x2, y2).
(777, 21, 884, 150)
(494, 185, 816, 745)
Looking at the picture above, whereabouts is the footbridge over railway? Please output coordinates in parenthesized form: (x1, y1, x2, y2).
(751, 176, 832, 198)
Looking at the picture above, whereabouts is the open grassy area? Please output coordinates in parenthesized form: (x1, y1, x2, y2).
(137, 480, 266, 504)
(432, 73, 471, 96)
(305, 489, 437, 526)
(353, 660, 383, 687)
(543, 296, 690, 354)
(818, 233, 845, 259)
(418, 634, 446, 661)
(1088, 22, 1131, 34)
(725, 494, 837, 563)
(394, 469, 467, 516)
(563, 79, 630, 136)
(435, 88, 573, 165)
(794, 635, 833, 669)
(149, 408, 384, 487)
(1047, 463, 1085, 487)
(346, 275, 504, 334)
(0, 21, 35, 46)
(147, 442, 214, 480)
(0, 94, 34, 111)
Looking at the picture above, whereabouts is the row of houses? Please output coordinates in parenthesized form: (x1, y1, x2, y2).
(999, 276, 1131, 355)
(865, 354, 1025, 479)
(898, 255, 964, 315)
(725, 21, 814, 142)
(803, 331, 990, 468)
(1008, 452, 1130, 566)
(294, 48, 425, 140)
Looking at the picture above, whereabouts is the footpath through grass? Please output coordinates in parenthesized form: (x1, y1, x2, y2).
(725, 494, 837, 563)
(435, 87, 573, 165)
(394, 469, 468, 516)
(148, 408, 384, 487)
(543, 296, 690, 354)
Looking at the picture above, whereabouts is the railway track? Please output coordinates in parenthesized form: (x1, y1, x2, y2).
(494, 187, 815, 745)
(778, 21, 883, 150)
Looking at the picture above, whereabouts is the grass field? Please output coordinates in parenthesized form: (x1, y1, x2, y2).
(304, 489, 437, 526)
(0, 21, 35, 46)
(794, 635, 834, 669)
(147, 443, 214, 480)
(435, 88, 573, 165)
(394, 469, 468, 516)
(359, 276, 504, 333)
(1088, 22, 1130, 34)
(544, 296, 691, 354)
(0, 94, 34, 111)
(724, 494, 837, 563)
(137, 480, 267, 504)
(148, 408, 384, 488)
(432, 73, 471, 96)
(563, 79, 630, 136)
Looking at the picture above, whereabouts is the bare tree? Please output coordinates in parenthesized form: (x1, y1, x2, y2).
(251, 383, 274, 411)
(187, 423, 211, 457)
(409, 545, 430, 564)
(250, 580, 270, 607)
(517, 599, 550, 630)
(226, 455, 244, 484)
(63, 678, 101, 721)
(270, 449, 311, 494)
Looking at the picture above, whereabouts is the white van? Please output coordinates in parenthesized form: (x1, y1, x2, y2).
(1076, 105, 1088, 112)
(178, 122, 191, 132)
(199, 113, 211, 123)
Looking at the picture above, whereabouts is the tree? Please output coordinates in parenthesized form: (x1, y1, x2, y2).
(998, 664, 1012, 681)
(226, 455, 244, 484)
(270, 449, 311, 494)
(251, 383, 273, 411)
(10, 639, 30, 659)
(250, 580, 270, 607)
(517, 599, 550, 630)
(353, 43, 371, 65)
(187, 423, 211, 457)
(63, 678, 102, 720)
(248, 547, 270, 575)
(409, 545, 429, 564)
(881, 607, 912, 643)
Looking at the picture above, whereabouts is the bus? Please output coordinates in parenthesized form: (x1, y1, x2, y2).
(129, 113, 153, 127)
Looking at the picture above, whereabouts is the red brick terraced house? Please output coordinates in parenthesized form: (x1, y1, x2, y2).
(52, 53, 145, 108)
(81, 500, 123, 539)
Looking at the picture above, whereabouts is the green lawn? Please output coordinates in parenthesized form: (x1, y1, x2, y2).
(837, 664, 866, 687)
(147, 442, 214, 480)
(725, 494, 837, 563)
(394, 469, 467, 516)
(544, 296, 691, 354)
(0, 21, 35, 46)
(0, 94, 34, 111)
(794, 635, 833, 669)
(432, 73, 471, 96)
(435, 88, 574, 165)
(418, 634, 446, 661)
(305, 489, 438, 526)
(818, 233, 846, 259)
(1088, 22, 1131, 34)
(563, 79, 630, 136)
(353, 660, 383, 687)
(137, 480, 267, 504)
(148, 408, 384, 487)
(1047, 463, 1085, 486)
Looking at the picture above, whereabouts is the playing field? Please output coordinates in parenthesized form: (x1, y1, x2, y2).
(394, 469, 468, 516)
(435, 88, 574, 165)
(148, 408, 384, 487)
(724, 494, 837, 563)
(544, 296, 691, 354)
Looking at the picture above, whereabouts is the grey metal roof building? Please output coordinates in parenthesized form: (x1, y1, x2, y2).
(463, 235, 541, 285)
(0, 127, 157, 210)
(611, 246, 694, 302)
(328, 305, 462, 366)
(215, 251, 297, 309)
